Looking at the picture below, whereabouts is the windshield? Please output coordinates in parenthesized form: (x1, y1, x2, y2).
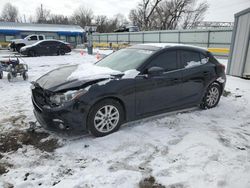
(96, 48, 154, 72)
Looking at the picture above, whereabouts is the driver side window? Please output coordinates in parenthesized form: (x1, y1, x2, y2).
(148, 50, 178, 72)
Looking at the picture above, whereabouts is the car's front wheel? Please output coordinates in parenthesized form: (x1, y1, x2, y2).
(87, 99, 124, 137)
(201, 82, 222, 109)
(28, 50, 36, 57)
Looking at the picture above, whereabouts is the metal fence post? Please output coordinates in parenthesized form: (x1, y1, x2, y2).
(107, 34, 108, 43)
(142, 32, 144, 43)
(159, 31, 161, 43)
(207, 30, 211, 48)
(128, 32, 130, 44)
(178, 31, 181, 43)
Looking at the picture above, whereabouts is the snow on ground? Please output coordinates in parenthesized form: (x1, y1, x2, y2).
(0, 50, 250, 188)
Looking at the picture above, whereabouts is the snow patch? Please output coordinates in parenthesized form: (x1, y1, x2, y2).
(122, 69, 140, 79)
(67, 64, 121, 81)
(185, 58, 208, 68)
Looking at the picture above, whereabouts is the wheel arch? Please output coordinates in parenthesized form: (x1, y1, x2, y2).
(210, 80, 223, 94)
(86, 96, 127, 130)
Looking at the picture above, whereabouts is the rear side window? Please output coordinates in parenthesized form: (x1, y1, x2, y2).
(38, 36, 44, 40)
(180, 50, 208, 68)
(148, 50, 178, 71)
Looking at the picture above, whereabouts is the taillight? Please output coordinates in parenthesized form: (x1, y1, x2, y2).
(67, 44, 72, 49)
(216, 63, 225, 74)
(219, 63, 225, 71)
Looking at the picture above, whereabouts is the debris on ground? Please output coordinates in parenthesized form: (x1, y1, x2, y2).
(0, 130, 60, 153)
(139, 176, 166, 188)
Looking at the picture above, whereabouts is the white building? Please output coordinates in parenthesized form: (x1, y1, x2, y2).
(227, 8, 250, 78)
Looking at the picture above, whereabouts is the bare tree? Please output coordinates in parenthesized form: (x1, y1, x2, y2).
(95, 15, 124, 33)
(181, 1, 208, 29)
(130, 0, 208, 30)
(95, 15, 109, 32)
(48, 14, 70, 25)
(129, 0, 162, 30)
(71, 7, 94, 28)
(36, 4, 50, 23)
(113, 13, 128, 27)
(1, 3, 19, 22)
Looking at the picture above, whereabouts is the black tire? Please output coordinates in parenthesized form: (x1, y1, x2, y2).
(28, 50, 36, 57)
(16, 44, 25, 53)
(7, 73, 13, 82)
(87, 99, 124, 137)
(22, 71, 28, 80)
(0, 71, 3, 79)
(200, 82, 222, 109)
(59, 49, 65, 55)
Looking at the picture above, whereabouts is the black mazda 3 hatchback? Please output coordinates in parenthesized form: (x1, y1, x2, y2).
(31, 44, 226, 137)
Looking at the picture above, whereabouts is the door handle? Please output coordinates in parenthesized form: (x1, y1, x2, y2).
(203, 71, 209, 76)
(173, 78, 180, 83)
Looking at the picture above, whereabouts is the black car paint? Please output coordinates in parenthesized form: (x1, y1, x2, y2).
(21, 40, 71, 56)
(32, 45, 226, 132)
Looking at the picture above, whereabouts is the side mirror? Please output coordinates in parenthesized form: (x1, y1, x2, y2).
(147, 66, 164, 76)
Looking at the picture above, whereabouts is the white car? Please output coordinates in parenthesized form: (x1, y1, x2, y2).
(9, 34, 45, 52)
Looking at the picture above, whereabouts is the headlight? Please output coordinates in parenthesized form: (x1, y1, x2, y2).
(50, 89, 88, 105)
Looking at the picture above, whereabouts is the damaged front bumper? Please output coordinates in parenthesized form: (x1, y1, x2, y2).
(32, 97, 89, 133)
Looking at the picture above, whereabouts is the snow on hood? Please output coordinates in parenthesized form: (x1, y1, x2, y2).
(67, 64, 141, 81)
(122, 69, 140, 79)
(67, 64, 122, 81)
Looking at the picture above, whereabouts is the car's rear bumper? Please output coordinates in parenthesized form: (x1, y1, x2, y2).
(32, 97, 89, 133)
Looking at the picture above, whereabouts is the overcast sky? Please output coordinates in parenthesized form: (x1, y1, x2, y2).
(1, 0, 250, 22)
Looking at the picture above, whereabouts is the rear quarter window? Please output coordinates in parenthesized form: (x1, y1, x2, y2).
(180, 50, 208, 68)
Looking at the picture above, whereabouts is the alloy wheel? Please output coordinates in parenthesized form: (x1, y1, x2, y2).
(206, 86, 220, 107)
(94, 105, 120, 133)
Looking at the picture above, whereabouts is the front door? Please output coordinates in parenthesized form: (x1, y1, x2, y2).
(135, 50, 182, 116)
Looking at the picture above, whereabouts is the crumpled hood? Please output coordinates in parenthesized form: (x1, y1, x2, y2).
(36, 64, 140, 92)
(36, 64, 121, 92)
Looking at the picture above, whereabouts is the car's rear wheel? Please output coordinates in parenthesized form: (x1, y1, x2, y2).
(57, 49, 65, 55)
(200, 82, 221, 109)
(0, 71, 3, 79)
(87, 99, 124, 137)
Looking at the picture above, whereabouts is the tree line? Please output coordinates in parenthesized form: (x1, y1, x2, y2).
(0, 0, 208, 32)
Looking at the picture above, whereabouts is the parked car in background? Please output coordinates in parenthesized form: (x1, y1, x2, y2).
(114, 25, 139, 32)
(20, 40, 72, 57)
(31, 43, 226, 137)
(9, 34, 45, 52)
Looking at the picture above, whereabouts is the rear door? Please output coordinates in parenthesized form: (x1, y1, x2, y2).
(135, 50, 183, 115)
(47, 41, 59, 54)
(37, 41, 50, 55)
(179, 50, 210, 105)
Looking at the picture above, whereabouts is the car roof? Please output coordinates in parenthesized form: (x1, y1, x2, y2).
(130, 43, 208, 53)
(34, 39, 68, 45)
